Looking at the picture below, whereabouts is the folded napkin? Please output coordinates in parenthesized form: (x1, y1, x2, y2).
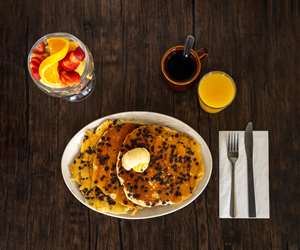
(219, 131, 270, 219)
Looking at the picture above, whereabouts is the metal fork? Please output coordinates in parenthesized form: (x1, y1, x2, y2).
(227, 132, 239, 217)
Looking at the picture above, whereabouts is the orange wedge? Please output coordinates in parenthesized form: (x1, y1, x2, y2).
(39, 38, 69, 85)
(40, 62, 60, 85)
(47, 37, 70, 55)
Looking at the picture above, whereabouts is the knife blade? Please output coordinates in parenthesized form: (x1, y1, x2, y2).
(245, 122, 256, 217)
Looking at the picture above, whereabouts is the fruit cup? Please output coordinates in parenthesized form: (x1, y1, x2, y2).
(27, 33, 95, 102)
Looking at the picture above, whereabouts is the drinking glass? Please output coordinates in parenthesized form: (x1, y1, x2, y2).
(28, 32, 95, 102)
(198, 71, 236, 113)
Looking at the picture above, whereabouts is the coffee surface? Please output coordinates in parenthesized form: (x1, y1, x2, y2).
(165, 51, 196, 82)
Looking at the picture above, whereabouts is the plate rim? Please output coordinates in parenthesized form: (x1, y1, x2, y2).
(61, 111, 212, 219)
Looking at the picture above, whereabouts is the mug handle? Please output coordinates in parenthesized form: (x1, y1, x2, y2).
(197, 48, 208, 61)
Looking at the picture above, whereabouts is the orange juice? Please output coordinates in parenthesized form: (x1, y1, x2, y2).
(198, 71, 236, 113)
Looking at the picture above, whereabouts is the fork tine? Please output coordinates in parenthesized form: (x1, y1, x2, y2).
(227, 133, 231, 152)
(232, 133, 234, 152)
(234, 133, 237, 152)
(236, 133, 239, 151)
(230, 133, 233, 152)
(232, 133, 235, 152)
(228, 132, 232, 152)
(227, 133, 229, 151)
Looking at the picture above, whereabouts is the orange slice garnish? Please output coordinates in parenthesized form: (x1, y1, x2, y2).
(47, 37, 70, 54)
(40, 62, 60, 86)
(39, 38, 69, 85)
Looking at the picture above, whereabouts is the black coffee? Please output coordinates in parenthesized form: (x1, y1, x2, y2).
(165, 50, 197, 82)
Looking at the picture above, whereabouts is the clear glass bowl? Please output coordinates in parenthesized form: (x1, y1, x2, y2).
(27, 32, 96, 102)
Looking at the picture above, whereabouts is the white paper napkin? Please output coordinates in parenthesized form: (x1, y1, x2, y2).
(219, 131, 270, 219)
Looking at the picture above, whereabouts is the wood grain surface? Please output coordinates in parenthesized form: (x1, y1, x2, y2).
(0, 0, 299, 250)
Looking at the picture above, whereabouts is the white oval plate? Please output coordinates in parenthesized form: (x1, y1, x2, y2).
(61, 112, 212, 219)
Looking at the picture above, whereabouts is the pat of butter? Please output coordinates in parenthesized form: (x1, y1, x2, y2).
(122, 148, 150, 172)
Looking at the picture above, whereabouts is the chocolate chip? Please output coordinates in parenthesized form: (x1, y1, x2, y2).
(175, 190, 182, 196)
(107, 197, 116, 205)
(86, 147, 94, 154)
(98, 154, 109, 164)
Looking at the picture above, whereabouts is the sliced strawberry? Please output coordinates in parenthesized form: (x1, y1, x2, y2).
(31, 52, 48, 62)
(73, 47, 85, 61)
(31, 66, 41, 80)
(58, 47, 84, 72)
(57, 63, 63, 73)
(68, 52, 81, 64)
(59, 71, 80, 86)
(29, 56, 42, 80)
(30, 57, 41, 67)
(29, 42, 48, 81)
(59, 56, 80, 71)
(33, 42, 46, 53)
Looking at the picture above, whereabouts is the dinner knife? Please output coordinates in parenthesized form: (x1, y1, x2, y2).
(245, 122, 256, 217)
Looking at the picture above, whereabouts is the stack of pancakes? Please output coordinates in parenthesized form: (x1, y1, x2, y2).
(69, 119, 205, 215)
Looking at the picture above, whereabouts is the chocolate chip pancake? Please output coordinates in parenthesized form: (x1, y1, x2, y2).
(69, 120, 133, 214)
(92, 121, 140, 209)
(116, 125, 205, 207)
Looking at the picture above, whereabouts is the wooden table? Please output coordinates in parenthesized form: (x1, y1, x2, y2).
(1, 0, 299, 249)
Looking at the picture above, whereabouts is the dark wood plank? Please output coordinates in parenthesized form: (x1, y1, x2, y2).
(0, 64, 29, 250)
(0, 1, 30, 250)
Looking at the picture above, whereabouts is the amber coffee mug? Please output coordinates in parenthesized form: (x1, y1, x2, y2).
(161, 35, 208, 91)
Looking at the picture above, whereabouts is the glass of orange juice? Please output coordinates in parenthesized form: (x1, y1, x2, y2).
(198, 71, 236, 113)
